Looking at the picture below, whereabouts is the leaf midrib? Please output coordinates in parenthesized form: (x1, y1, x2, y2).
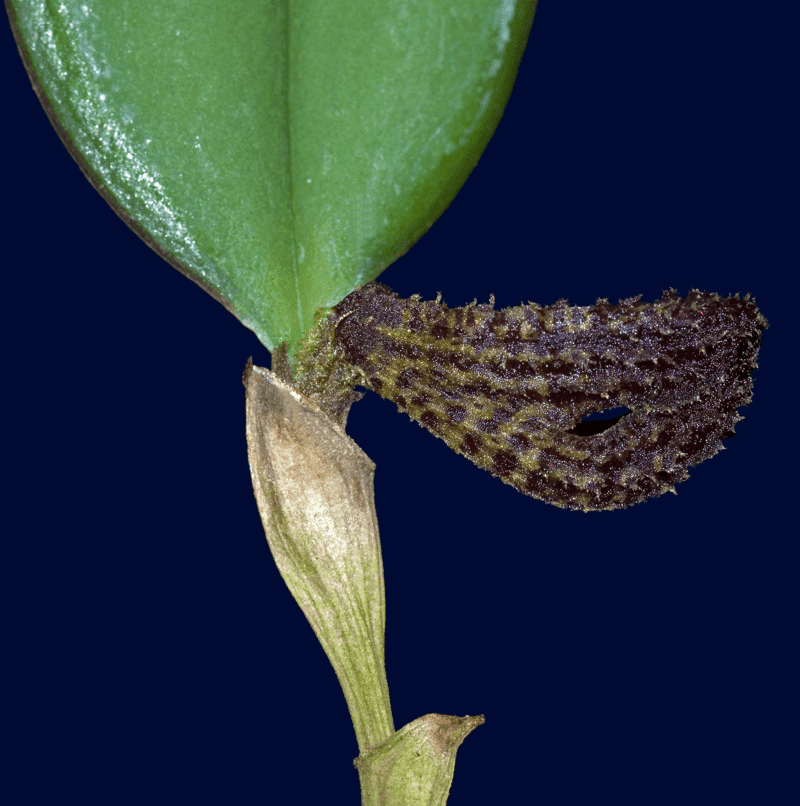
(284, 0, 304, 347)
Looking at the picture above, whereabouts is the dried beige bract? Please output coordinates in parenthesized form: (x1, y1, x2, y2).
(244, 361, 393, 751)
(355, 713, 485, 806)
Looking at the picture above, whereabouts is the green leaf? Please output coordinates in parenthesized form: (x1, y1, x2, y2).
(8, 0, 536, 354)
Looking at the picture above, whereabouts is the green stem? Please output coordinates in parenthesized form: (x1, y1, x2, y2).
(244, 361, 481, 804)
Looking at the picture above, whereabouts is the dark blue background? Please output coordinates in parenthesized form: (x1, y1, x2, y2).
(4, 2, 793, 804)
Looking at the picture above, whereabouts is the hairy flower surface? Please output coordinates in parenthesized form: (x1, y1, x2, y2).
(331, 283, 767, 511)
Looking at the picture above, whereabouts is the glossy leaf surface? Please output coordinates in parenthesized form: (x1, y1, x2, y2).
(8, 0, 536, 353)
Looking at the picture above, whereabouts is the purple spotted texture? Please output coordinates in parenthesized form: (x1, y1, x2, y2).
(331, 283, 767, 511)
